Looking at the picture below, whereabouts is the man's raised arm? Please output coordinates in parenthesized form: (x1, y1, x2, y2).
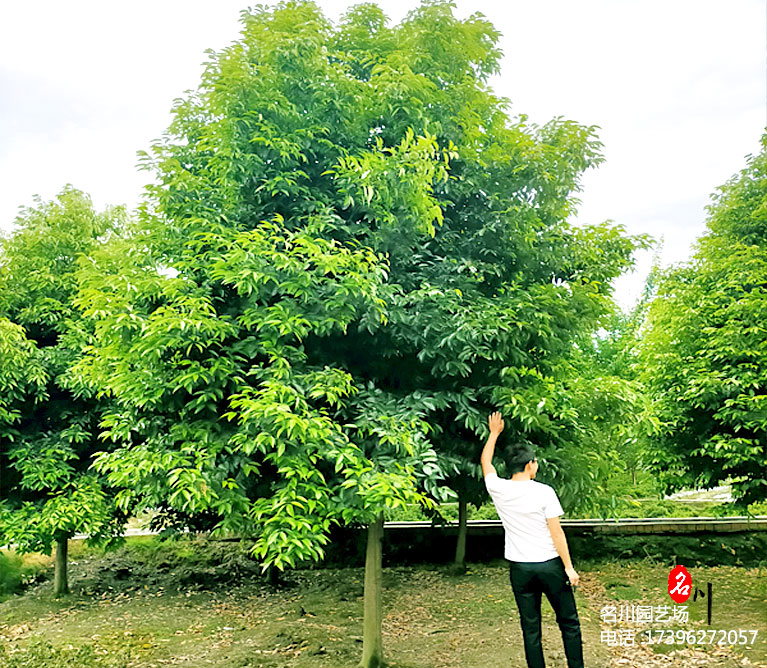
(481, 411, 504, 477)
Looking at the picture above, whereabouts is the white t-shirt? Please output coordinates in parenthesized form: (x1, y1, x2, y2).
(484, 471, 564, 562)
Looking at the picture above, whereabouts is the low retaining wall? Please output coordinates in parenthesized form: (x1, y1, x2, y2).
(318, 518, 767, 568)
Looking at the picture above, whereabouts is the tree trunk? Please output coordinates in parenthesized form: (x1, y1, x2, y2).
(265, 564, 280, 586)
(359, 513, 384, 668)
(454, 495, 468, 569)
(54, 536, 69, 596)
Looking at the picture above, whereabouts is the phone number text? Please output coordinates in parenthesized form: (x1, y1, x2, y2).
(643, 629, 758, 645)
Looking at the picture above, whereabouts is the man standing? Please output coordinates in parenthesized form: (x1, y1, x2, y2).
(480, 411, 585, 668)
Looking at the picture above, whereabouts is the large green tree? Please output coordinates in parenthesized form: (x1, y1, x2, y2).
(71, 2, 645, 666)
(0, 187, 127, 595)
(638, 136, 767, 508)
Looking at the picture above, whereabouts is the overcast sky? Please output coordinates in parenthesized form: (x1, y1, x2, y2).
(1, 0, 764, 311)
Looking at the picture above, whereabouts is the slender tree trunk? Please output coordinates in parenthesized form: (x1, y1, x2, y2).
(632, 467, 637, 487)
(265, 564, 280, 586)
(454, 495, 467, 569)
(54, 536, 69, 596)
(359, 513, 384, 668)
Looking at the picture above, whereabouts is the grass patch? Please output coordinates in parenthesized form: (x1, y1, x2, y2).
(0, 640, 130, 667)
(0, 551, 52, 600)
(601, 578, 643, 601)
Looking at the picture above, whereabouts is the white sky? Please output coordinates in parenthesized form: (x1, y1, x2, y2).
(1, 0, 764, 311)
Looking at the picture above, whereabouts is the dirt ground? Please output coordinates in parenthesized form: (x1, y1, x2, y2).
(1, 553, 765, 668)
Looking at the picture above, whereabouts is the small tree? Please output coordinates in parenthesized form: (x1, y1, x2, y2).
(0, 187, 127, 595)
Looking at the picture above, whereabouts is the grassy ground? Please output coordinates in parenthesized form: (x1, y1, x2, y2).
(589, 561, 766, 668)
(0, 539, 765, 668)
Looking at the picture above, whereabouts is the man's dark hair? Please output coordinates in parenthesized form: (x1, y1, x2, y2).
(503, 442, 537, 475)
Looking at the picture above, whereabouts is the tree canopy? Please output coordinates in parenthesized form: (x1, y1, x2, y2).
(68, 0, 647, 579)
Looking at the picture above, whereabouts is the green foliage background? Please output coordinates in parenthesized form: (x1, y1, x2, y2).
(638, 135, 767, 507)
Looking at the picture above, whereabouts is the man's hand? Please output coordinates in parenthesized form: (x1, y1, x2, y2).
(481, 412, 503, 477)
(565, 567, 580, 588)
(488, 411, 504, 435)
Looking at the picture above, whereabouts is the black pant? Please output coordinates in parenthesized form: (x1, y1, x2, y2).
(508, 556, 585, 668)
